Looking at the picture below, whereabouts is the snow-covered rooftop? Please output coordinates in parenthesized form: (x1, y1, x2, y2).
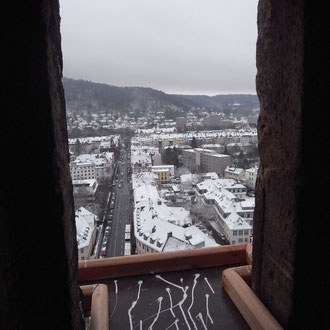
(75, 207, 96, 250)
(132, 172, 218, 252)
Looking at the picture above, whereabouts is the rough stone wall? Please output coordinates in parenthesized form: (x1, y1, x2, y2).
(253, 0, 330, 327)
(0, 1, 83, 329)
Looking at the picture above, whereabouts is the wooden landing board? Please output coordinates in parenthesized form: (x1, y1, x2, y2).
(105, 266, 249, 329)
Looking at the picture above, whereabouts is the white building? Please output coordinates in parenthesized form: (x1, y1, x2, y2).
(182, 148, 231, 176)
(72, 179, 98, 204)
(70, 152, 114, 182)
(245, 166, 259, 189)
(130, 145, 162, 173)
(75, 207, 97, 260)
(132, 172, 218, 254)
(195, 179, 254, 244)
(224, 166, 245, 181)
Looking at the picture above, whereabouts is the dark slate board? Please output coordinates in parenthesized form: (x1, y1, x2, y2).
(105, 266, 249, 329)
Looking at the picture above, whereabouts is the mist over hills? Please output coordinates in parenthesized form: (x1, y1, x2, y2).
(63, 77, 259, 116)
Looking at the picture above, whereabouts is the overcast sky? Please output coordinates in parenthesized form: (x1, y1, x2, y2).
(60, 0, 258, 95)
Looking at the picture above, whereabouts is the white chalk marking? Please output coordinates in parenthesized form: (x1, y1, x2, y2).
(204, 277, 215, 294)
(128, 281, 143, 330)
(155, 274, 184, 291)
(205, 294, 213, 324)
(188, 274, 200, 330)
(137, 280, 143, 300)
(179, 286, 191, 330)
(164, 319, 179, 330)
(128, 301, 137, 330)
(110, 280, 118, 319)
(197, 313, 208, 330)
(166, 288, 176, 318)
(148, 297, 163, 330)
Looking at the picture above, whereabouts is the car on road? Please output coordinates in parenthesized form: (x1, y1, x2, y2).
(101, 246, 106, 256)
(118, 184, 122, 188)
(109, 214, 113, 220)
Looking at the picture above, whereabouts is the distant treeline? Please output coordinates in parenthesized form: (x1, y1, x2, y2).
(63, 77, 259, 116)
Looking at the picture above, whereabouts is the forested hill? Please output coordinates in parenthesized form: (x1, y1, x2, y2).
(63, 77, 259, 115)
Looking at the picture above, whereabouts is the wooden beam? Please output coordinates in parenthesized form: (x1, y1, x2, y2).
(79, 244, 247, 282)
(80, 285, 95, 314)
(90, 284, 109, 330)
(222, 267, 282, 330)
(246, 243, 252, 265)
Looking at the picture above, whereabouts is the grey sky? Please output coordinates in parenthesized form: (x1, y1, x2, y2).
(60, 0, 258, 95)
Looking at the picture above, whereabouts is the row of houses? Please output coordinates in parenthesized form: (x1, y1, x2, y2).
(133, 128, 258, 148)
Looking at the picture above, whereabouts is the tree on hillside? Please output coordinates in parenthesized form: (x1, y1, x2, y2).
(75, 139, 82, 155)
(191, 136, 198, 149)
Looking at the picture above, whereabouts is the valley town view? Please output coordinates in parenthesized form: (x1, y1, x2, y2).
(66, 78, 260, 260)
(4, 0, 328, 328)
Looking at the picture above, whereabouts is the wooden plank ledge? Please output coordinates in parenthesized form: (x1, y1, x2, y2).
(80, 285, 95, 314)
(222, 266, 282, 330)
(78, 244, 248, 282)
(90, 284, 109, 330)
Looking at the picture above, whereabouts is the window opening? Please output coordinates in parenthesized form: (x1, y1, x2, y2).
(60, 0, 259, 260)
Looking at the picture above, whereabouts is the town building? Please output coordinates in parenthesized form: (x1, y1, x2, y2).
(70, 152, 114, 182)
(245, 166, 258, 189)
(224, 166, 246, 181)
(132, 172, 218, 254)
(151, 165, 175, 183)
(75, 207, 97, 260)
(72, 179, 98, 205)
(195, 179, 254, 244)
(200, 152, 231, 176)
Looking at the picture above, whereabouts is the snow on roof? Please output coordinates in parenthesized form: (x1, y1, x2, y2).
(172, 185, 180, 192)
(133, 176, 218, 252)
(151, 165, 174, 169)
(68, 135, 120, 145)
(132, 128, 257, 143)
(202, 172, 219, 180)
(225, 166, 245, 175)
(75, 207, 95, 250)
(208, 153, 230, 158)
(71, 152, 113, 167)
(180, 173, 200, 183)
(245, 166, 259, 174)
(240, 198, 255, 210)
(197, 179, 253, 231)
